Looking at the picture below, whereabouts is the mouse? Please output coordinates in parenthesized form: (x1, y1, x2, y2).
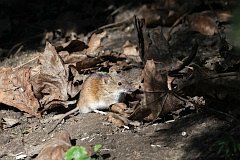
(48, 72, 134, 133)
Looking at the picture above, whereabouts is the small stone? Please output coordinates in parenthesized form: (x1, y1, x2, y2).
(181, 131, 188, 137)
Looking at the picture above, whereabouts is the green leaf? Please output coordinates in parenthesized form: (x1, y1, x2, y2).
(64, 146, 90, 160)
(94, 144, 102, 153)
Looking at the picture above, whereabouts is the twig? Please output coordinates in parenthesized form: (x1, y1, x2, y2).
(166, 12, 189, 41)
(98, 18, 132, 31)
(14, 45, 24, 55)
(168, 39, 198, 76)
(7, 43, 23, 57)
(89, 18, 133, 36)
(13, 56, 40, 70)
(134, 16, 145, 62)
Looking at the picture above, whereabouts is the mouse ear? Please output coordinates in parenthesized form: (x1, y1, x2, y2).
(102, 74, 111, 84)
(109, 68, 118, 75)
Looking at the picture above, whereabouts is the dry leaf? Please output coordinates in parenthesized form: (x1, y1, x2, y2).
(130, 60, 185, 121)
(0, 67, 40, 117)
(216, 11, 232, 23)
(138, 4, 181, 27)
(107, 112, 140, 127)
(76, 56, 104, 70)
(67, 66, 83, 98)
(121, 41, 141, 63)
(135, 17, 172, 64)
(3, 117, 19, 128)
(195, 10, 232, 23)
(56, 39, 88, 53)
(86, 31, 107, 57)
(110, 103, 128, 117)
(129, 60, 168, 121)
(30, 42, 78, 110)
(141, 60, 168, 120)
(109, 60, 131, 74)
(187, 12, 218, 36)
(137, 4, 161, 27)
(107, 114, 125, 127)
(59, 51, 87, 64)
(41, 31, 54, 45)
(35, 130, 71, 160)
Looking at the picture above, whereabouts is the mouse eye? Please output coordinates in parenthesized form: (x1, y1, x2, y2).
(118, 82, 122, 86)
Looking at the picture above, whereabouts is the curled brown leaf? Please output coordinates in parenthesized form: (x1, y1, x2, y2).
(130, 60, 185, 121)
(187, 12, 218, 36)
(87, 31, 107, 57)
(30, 42, 79, 110)
(0, 67, 40, 117)
(35, 130, 72, 160)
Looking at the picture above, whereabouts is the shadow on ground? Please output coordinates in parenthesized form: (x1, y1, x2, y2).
(151, 111, 237, 159)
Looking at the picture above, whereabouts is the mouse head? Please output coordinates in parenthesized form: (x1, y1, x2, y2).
(104, 71, 135, 93)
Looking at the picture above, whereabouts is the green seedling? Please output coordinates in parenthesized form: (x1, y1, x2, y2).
(64, 144, 102, 160)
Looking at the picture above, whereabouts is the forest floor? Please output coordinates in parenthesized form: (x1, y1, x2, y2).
(0, 106, 231, 160)
(0, 0, 240, 160)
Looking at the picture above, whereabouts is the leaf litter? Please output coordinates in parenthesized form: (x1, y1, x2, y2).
(0, 0, 240, 159)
